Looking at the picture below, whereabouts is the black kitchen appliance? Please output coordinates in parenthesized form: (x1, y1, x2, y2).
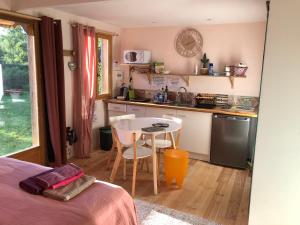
(210, 114, 257, 169)
(195, 94, 216, 109)
(119, 83, 128, 99)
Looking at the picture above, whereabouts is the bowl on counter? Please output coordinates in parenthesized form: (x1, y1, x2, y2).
(116, 96, 126, 100)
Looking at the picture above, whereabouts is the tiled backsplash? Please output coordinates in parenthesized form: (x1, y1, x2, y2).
(134, 89, 259, 108)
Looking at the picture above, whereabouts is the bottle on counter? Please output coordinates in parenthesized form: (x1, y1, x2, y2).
(194, 63, 199, 75)
(158, 87, 164, 103)
(164, 85, 168, 102)
(208, 63, 214, 75)
(128, 77, 135, 100)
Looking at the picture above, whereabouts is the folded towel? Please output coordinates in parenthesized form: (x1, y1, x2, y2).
(49, 171, 84, 189)
(43, 175, 96, 201)
(35, 163, 82, 189)
(19, 169, 54, 195)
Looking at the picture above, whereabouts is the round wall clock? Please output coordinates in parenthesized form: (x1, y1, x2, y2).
(175, 28, 203, 57)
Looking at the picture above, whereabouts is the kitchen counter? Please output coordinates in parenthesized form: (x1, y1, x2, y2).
(104, 99, 258, 118)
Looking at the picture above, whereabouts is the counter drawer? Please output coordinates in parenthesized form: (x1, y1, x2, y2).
(108, 103, 127, 112)
(127, 105, 146, 117)
(145, 107, 177, 118)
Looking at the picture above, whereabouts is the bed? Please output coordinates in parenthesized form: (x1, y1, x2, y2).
(0, 157, 138, 225)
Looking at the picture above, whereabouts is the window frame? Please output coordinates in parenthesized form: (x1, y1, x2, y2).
(0, 13, 46, 164)
(95, 32, 112, 100)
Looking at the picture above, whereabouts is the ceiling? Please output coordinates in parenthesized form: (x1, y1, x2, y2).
(54, 0, 266, 28)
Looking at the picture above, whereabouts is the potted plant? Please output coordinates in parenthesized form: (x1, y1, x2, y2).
(200, 53, 209, 75)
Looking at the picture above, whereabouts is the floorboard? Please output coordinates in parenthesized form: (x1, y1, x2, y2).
(70, 150, 251, 225)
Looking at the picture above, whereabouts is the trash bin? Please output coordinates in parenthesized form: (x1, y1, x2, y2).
(164, 149, 189, 188)
(99, 126, 113, 151)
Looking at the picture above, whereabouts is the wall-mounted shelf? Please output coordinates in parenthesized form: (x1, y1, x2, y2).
(150, 73, 191, 85)
(120, 63, 246, 89)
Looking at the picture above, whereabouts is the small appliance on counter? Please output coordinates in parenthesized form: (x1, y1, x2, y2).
(194, 94, 216, 109)
(123, 50, 151, 64)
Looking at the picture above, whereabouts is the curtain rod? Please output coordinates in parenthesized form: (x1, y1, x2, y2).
(0, 9, 41, 21)
(71, 23, 119, 36)
(0, 9, 119, 36)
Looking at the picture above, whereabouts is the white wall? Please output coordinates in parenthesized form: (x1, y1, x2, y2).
(20, 7, 121, 155)
(120, 23, 265, 96)
(0, 0, 11, 10)
(249, 0, 300, 225)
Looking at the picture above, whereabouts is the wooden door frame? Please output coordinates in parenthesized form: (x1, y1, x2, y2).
(0, 13, 46, 165)
(95, 32, 113, 100)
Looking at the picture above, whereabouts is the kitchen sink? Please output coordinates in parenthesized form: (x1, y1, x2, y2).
(152, 101, 195, 108)
(170, 102, 195, 107)
(152, 101, 217, 109)
(130, 98, 151, 102)
(194, 104, 217, 109)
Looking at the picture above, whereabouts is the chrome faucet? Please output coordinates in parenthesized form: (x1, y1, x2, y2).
(176, 86, 187, 94)
(176, 86, 187, 104)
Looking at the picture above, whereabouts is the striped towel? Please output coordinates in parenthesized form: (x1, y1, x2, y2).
(43, 175, 96, 201)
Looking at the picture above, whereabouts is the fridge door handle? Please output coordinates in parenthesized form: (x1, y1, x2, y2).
(214, 114, 250, 121)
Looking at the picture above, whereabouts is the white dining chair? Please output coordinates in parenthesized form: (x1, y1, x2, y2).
(145, 115, 183, 172)
(110, 127, 152, 197)
(106, 114, 136, 170)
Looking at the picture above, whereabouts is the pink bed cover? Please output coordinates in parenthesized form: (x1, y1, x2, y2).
(0, 157, 138, 225)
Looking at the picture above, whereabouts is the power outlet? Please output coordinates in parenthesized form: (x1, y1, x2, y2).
(115, 71, 123, 81)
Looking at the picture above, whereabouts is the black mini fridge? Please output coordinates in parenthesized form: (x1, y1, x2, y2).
(210, 114, 255, 169)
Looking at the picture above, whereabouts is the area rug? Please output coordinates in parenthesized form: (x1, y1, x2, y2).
(135, 199, 221, 225)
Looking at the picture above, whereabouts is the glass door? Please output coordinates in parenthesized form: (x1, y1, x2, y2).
(0, 15, 45, 164)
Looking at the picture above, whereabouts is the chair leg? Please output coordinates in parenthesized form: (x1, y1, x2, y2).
(106, 145, 116, 170)
(110, 152, 122, 183)
(123, 158, 127, 180)
(151, 135, 158, 195)
(157, 153, 160, 186)
(140, 159, 144, 171)
(132, 159, 138, 197)
(145, 158, 150, 173)
(157, 149, 161, 173)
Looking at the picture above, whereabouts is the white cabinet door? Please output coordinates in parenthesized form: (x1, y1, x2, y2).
(176, 110, 212, 159)
(145, 107, 177, 118)
(108, 110, 128, 118)
(108, 103, 127, 119)
(127, 105, 146, 117)
(108, 103, 127, 112)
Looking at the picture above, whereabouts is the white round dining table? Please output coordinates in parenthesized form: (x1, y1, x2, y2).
(113, 117, 181, 195)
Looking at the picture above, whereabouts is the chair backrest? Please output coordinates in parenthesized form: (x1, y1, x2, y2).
(162, 114, 182, 147)
(110, 114, 136, 151)
(109, 114, 136, 127)
(115, 128, 142, 147)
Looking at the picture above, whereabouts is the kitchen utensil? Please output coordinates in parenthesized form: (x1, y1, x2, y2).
(142, 127, 165, 132)
(152, 123, 169, 128)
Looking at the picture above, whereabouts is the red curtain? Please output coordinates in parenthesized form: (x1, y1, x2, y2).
(72, 24, 96, 158)
(39, 16, 67, 166)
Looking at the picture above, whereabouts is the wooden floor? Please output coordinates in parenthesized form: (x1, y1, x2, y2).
(70, 150, 251, 225)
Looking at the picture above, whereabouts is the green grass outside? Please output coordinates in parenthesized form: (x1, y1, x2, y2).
(0, 93, 32, 156)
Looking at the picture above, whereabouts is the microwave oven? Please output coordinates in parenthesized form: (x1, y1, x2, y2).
(123, 50, 151, 64)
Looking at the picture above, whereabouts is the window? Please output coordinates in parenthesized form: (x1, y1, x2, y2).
(96, 33, 112, 99)
(0, 16, 41, 157)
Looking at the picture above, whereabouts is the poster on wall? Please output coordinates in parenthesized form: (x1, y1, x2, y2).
(166, 76, 184, 91)
(151, 75, 166, 90)
(150, 75, 186, 90)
